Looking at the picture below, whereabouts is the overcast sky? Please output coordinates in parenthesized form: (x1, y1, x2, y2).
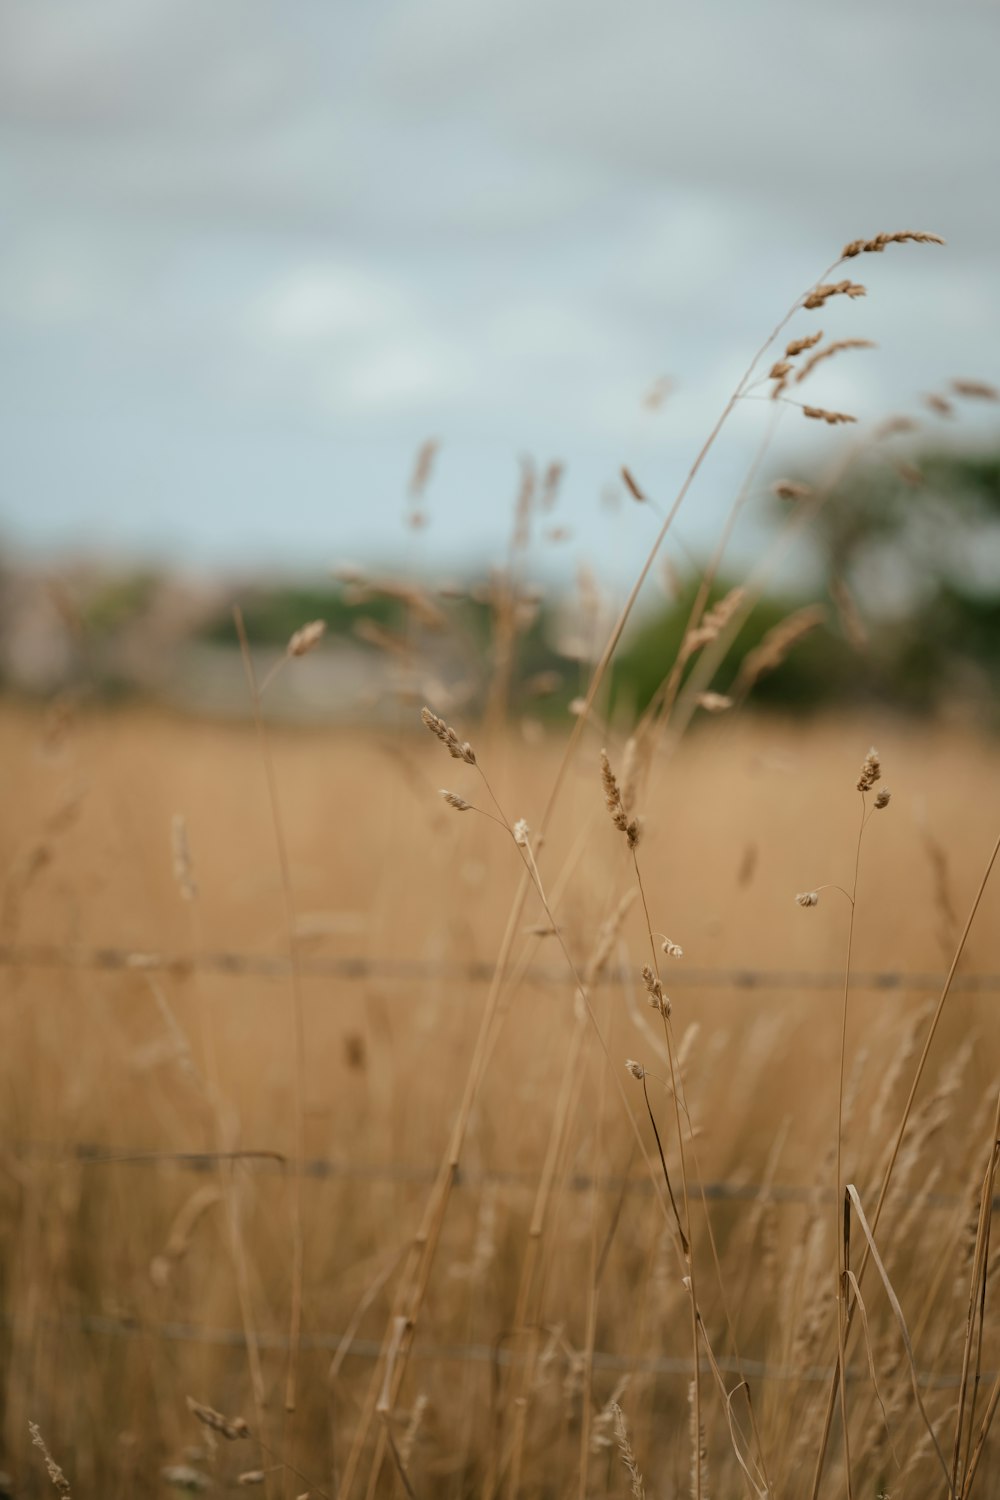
(1, 0, 998, 589)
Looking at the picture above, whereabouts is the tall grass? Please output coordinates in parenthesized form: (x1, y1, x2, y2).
(5, 231, 1000, 1499)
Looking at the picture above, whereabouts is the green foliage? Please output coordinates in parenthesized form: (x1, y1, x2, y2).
(195, 582, 403, 646)
(608, 579, 856, 718)
(784, 444, 1000, 716)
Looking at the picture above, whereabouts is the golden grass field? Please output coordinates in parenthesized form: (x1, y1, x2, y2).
(3, 698, 1000, 1498)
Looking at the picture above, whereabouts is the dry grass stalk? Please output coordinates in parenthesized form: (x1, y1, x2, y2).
(29, 1423, 72, 1498)
(786, 330, 824, 357)
(621, 466, 647, 502)
(398, 1394, 429, 1470)
(802, 280, 866, 309)
(772, 478, 812, 500)
(829, 574, 868, 651)
(584, 889, 636, 985)
(186, 1397, 250, 1441)
(687, 1381, 709, 1500)
(150, 1185, 222, 1288)
(802, 405, 857, 425)
(599, 749, 641, 849)
(795, 338, 876, 384)
(857, 746, 881, 793)
(589, 1377, 632, 1452)
(876, 414, 920, 438)
(612, 1402, 646, 1499)
(951, 378, 1000, 402)
(841, 230, 945, 257)
(540, 459, 564, 510)
(171, 814, 198, 903)
(896, 460, 924, 486)
(421, 706, 476, 764)
(287, 620, 325, 657)
(735, 604, 826, 695)
(408, 437, 439, 497)
(642, 963, 670, 1019)
(681, 585, 746, 658)
(696, 691, 732, 713)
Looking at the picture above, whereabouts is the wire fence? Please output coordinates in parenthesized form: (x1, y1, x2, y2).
(5, 1309, 987, 1390)
(4, 942, 1000, 993)
(5, 939, 996, 1393)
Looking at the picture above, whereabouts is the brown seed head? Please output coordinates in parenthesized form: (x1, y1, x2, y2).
(795, 338, 876, 384)
(625, 1059, 645, 1081)
(599, 749, 640, 846)
(785, 330, 824, 357)
(440, 790, 472, 812)
(874, 788, 891, 809)
(421, 706, 476, 764)
(802, 280, 867, 310)
(621, 466, 647, 502)
(29, 1423, 72, 1498)
(795, 891, 820, 908)
(642, 963, 670, 1017)
(661, 938, 683, 958)
(171, 814, 197, 904)
(772, 479, 812, 501)
(802, 405, 857, 426)
(951, 379, 1000, 402)
(697, 691, 732, 713)
(186, 1397, 250, 1441)
(842, 230, 945, 258)
(288, 620, 326, 657)
(857, 746, 882, 792)
(923, 392, 955, 418)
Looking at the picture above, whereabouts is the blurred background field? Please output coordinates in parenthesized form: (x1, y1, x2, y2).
(3, 694, 1000, 1496)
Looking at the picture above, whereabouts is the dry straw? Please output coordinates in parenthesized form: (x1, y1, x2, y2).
(841, 229, 945, 257)
(802, 280, 867, 309)
(287, 619, 326, 657)
(612, 1402, 646, 1500)
(420, 706, 476, 764)
(802, 405, 857, 425)
(795, 338, 876, 383)
(29, 1423, 71, 1499)
(599, 749, 641, 849)
(186, 1397, 250, 1441)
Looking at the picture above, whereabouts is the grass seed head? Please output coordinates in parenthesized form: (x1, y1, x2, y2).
(186, 1398, 250, 1441)
(874, 787, 891, 809)
(842, 229, 945, 258)
(951, 378, 1000, 402)
(772, 479, 812, 501)
(625, 1059, 645, 1081)
(796, 891, 820, 907)
(440, 790, 471, 812)
(785, 330, 824, 357)
(803, 280, 866, 309)
(421, 706, 476, 764)
(287, 620, 326, 657)
(857, 746, 882, 792)
(802, 405, 857, 425)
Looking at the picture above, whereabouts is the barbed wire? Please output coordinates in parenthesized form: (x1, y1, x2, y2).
(9, 1139, 997, 1213)
(3, 1310, 987, 1390)
(3, 943, 1000, 992)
